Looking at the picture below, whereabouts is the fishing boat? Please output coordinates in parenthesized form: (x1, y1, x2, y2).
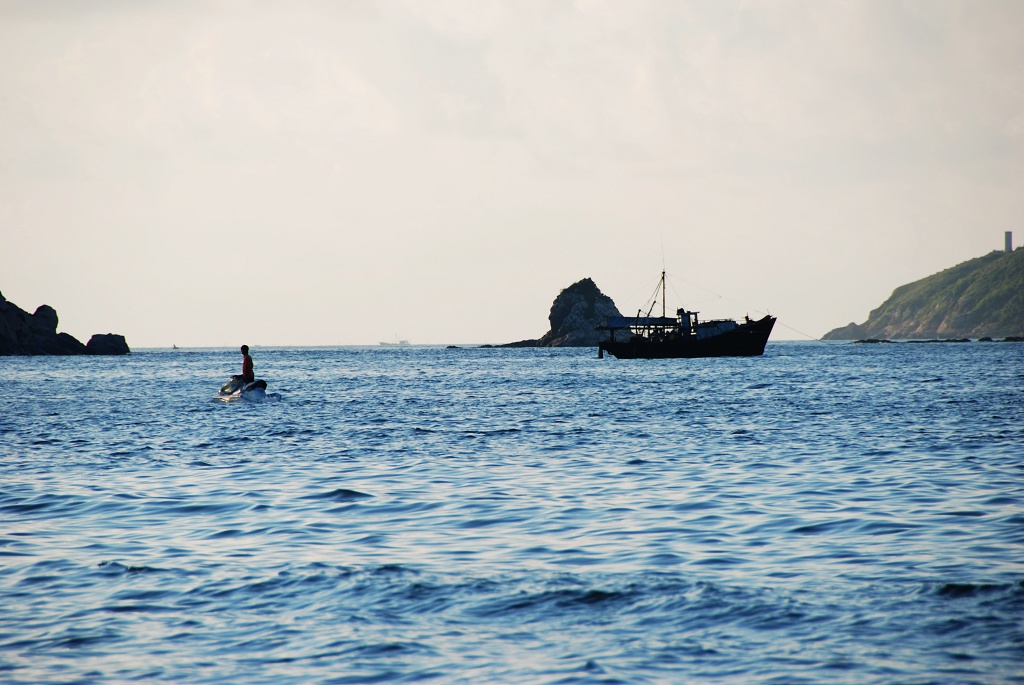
(597, 271, 775, 359)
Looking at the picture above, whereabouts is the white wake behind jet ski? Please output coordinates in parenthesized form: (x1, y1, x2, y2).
(215, 375, 281, 403)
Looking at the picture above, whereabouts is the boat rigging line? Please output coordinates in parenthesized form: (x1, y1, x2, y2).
(662, 270, 823, 342)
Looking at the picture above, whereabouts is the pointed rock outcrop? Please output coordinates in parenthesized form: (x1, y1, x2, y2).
(505, 278, 627, 347)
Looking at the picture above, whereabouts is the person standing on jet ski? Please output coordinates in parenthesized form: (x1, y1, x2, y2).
(241, 345, 255, 383)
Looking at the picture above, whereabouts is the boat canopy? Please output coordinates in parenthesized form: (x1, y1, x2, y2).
(601, 316, 677, 330)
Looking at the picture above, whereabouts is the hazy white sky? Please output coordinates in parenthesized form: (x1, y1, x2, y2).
(2, 0, 1022, 346)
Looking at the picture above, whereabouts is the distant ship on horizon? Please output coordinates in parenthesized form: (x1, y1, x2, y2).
(379, 336, 410, 347)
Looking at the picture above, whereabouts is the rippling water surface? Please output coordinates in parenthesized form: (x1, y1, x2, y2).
(2, 343, 1022, 684)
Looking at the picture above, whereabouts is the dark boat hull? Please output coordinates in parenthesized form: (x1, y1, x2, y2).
(599, 315, 776, 359)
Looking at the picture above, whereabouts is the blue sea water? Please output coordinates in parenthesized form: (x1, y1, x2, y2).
(1, 342, 1022, 684)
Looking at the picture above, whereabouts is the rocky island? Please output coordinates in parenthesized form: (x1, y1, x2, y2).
(0, 291, 130, 355)
(823, 247, 1023, 341)
(504, 277, 628, 347)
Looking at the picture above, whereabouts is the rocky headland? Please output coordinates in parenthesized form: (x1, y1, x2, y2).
(823, 248, 1024, 341)
(0, 291, 130, 355)
(504, 278, 628, 347)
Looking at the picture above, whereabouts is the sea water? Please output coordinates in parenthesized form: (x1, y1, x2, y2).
(1, 343, 1022, 684)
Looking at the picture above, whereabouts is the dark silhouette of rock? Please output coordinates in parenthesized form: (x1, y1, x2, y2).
(505, 278, 627, 347)
(0, 290, 129, 356)
(34, 304, 58, 333)
(826, 322, 866, 340)
(501, 338, 539, 348)
(86, 334, 131, 355)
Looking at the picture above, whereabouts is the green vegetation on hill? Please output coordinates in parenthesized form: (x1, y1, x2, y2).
(823, 248, 1024, 340)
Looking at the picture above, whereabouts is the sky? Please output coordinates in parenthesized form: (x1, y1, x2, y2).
(2, 0, 1022, 347)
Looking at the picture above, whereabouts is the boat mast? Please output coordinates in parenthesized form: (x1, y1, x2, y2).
(661, 270, 666, 319)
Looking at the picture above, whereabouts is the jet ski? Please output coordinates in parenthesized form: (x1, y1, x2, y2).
(215, 375, 281, 403)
